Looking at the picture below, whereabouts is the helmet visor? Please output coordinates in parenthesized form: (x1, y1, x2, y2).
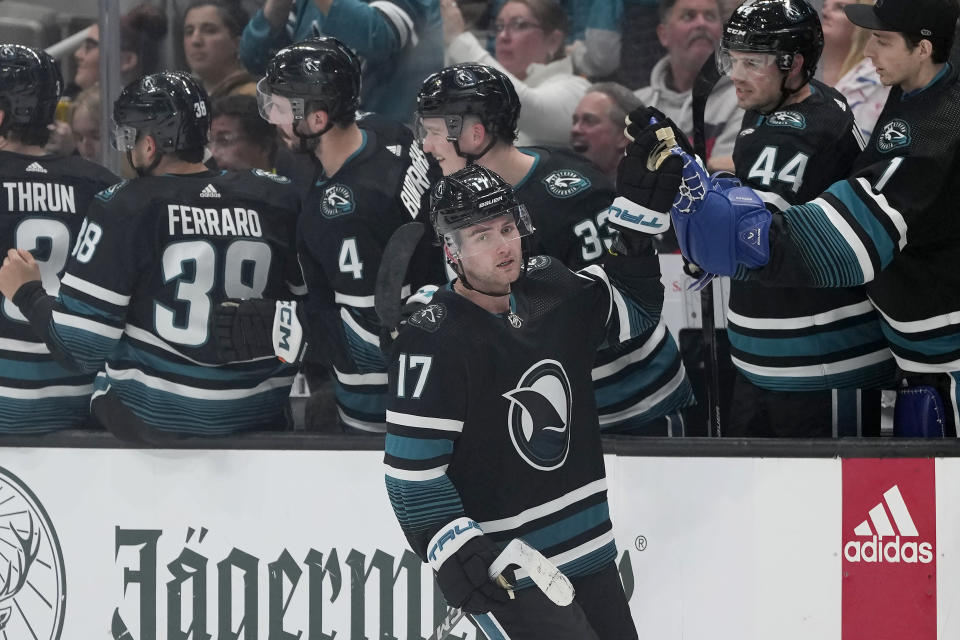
(111, 123, 138, 151)
(717, 47, 779, 78)
(257, 78, 305, 125)
(443, 205, 535, 259)
(415, 114, 465, 145)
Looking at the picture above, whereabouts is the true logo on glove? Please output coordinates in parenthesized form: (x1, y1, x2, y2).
(428, 519, 481, 563)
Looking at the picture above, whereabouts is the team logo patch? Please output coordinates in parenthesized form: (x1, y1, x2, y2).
(526, 255, 551, 272)
(0, 467, 66, 640)
(95, 180, 129, 201)
(454, 68, 477, 88)
(320, 184, 355, 218)
(543, 170, 591, 198)
(302, 57, 321, 74)
(407, 303, 446, 332)
(877, 119, 911, 153)
(433, 179, 445, 200)
(504, 359, 572, 471)
(766, 111, 806, 129)
(783, 1, 804, 21)
(252, 168, 290, 183)
(140, 76, 155, 92)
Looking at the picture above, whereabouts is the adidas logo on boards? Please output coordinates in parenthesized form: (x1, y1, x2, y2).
(25, 161, 47, 173)
(843, 485, 933, 563)
(200, 184, 220, 198)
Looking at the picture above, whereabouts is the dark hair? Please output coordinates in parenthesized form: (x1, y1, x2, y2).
(0, 110, 51, 146)
(184, 0, 250, 38)
(500, 0, 568, 58)
(658, 0, 719, 23)
(121, 4, 169, 77)
(211, 94, 278, 159)
(174, 147, 205, 163)
(903, 32, 953, 64)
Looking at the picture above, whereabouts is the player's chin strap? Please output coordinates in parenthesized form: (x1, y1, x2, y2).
(294, 119, 334, 153)
(450, 126, 499, 166)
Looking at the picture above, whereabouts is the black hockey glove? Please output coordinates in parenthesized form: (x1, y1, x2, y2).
(430, 521, 512, 614)
(214, 298, 306, 363)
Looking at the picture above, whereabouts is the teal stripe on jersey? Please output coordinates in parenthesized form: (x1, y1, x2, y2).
(728, 320, 886, 359)
(100, 376, 292, 434)
(472, 615, 508, 640)
(516, 503, 611, 552)
(334, 380, 386, 420)
(738, 360, 897, 391)
(557, 540, 618, 579)
(341, 313, 387, 372)
(50, 321, 117, 373)
(0, 395, 90, 433)
(784, 202, 865, 287)
(112, 340, 290, 383)
(385, 434, 454, 460)
(0, 355, 92, 381)
(601, 379, 696, 432)
(594, 335, 678, 407)
(385, 475, 465, 537)
(58, 293, 124, 322)
(826, 181, 896, 269)
(880, 322, 960, 358)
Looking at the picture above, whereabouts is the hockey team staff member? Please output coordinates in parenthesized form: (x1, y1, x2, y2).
(256, 37, 439, 434)
(0, 45, 119, 432)
(416, 62, 695, 435)
(619, 0, 960, 437)
(719, 0, 896, 437)
(384, 165, 653, 639)
(0, 71, 303, 436)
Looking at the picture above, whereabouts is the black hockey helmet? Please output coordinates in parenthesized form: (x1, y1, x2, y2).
(431, 164, 534, 260)
(416, 63, 520, 158)
(113, 71, 210, 152)
(258, 37, 361, 126)
(0, 44, 62, 130)
(718, 0, 824, 85)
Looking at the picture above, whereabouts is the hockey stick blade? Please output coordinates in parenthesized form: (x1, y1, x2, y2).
(374, 222, 426, 329)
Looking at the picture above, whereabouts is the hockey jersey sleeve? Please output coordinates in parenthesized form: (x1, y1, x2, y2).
(384, 328, 469, 562)
(581, 249, 665, 350)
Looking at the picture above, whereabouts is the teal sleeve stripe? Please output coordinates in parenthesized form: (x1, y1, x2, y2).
(341, 318, 387, 371)
(385, 434, 454, 460)
(59, 293, 124, 323)
(727, 320, 887, 357)
(50, 323, 116, 373)
(516, 503, 611, 551)
(880, 322, 960, 357)
(385, 474, 465, 538)
(826, 181, 896, 269)
(0, 395, 91, 433)
(0, 355, 91, 381)
(594, 337, 676, 406)
(783, 203, 866, 287)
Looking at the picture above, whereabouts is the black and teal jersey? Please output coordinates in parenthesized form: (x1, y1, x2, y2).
(299, 127, 440, 432)
(385, 254, 662, 583)
(729, 81, 896, 391)
(742, 64, 960, 375)
(0, 151, 118, 432)
(25, 169, 303, 434)
(514, 146, 695, 429)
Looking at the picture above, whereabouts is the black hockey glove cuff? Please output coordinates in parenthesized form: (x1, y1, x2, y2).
(214, 298, 306, 363)
(429, 518, 512, 614)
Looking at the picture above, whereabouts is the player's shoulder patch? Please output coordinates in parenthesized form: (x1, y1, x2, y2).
(95, 180, 130, 202)
(320, 183, 356, 218)
(542, 169, 591, 199)
(765, 111, 807, 130)
(526, 255, 552, 272)
(251, 168, 291, 184)
(407, 303, 446, 332)
(876, 118, 911, 153)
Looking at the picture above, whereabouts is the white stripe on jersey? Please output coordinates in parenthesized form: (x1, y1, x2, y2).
(337, 407, 385, 432)
(852, 124, 866, 151)
(731, 348, 893, 378)
(811, 197, 875, 282)
(592, 320, 667, 380)
(52, 310, 123, 339)
(869, 295, 960, 334)
(754, 189, 791, 212)
(340, 307, 380, 347)
(386, 410, 464, 432)
(333, 368, 388, 385)
(0, 383, 93, 399)
(577, 264, 613, 326)
(335, 284, 411, 309)
(478, 478, 607, 533)
(0, 337, 50, 354)
(287, 281, 308, 296)
(598, 365, 689, 424)
(370, 1, 417, 47)
(104, 364, 295, 399)
(60, 272, 131, 306)
(854, 177, 908, 250)
(383, 463, 449, 482)
(726, 300, 875, 330)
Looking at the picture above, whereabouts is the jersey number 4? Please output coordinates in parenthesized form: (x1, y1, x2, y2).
(748, 147, 809, 194)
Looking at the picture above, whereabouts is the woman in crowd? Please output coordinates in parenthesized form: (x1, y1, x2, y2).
(183, 0, 258, 99)
(70, 86, 102, 162)
(73, 3, 168, 92)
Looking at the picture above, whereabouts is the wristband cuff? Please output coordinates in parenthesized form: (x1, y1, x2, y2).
(427, 517, 483, 571)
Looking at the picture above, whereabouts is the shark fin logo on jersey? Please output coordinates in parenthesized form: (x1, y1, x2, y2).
(407, 303, 446, 332)
(504, 360, 572, 470)
(252, 168, 290, 184)
(0, 467, 66, 640)
(877, 119, 911, 153)
(766, 111, 806, 129)
(95, 180, 129, 201)
(526, 255, 551, 272)
(543, 170, 591, 199)
(320, 184, 355, 218)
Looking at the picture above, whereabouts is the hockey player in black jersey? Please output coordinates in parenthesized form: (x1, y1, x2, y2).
(385, 164, 645, 638)
(719, 0, 896, 437)
(619, 0, 960, 437)
(416, 62, 695, 435)
(0, 44, 119, 433)
(0, 71, 302, 437)
(257, 37, 440, 433)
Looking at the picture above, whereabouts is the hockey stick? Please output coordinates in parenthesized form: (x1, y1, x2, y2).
(374, 221, 426, 331)
(691, 51, 724, 438)
(429, 538, 575, 640)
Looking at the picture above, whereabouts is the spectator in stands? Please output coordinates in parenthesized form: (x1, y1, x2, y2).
(570, 82, 642, 180)
(442, 0, 590, 147)
(183, 0, 258, 98)
(820, 0, 857, 85)
(72, 4, 168, 93)
(635, 0, 741, 172)
(238, 0, 444, 122)
(209, 95, 276, 171)
(70, 85, 102, 163)
(567, 0, 623, 80)
(828, 0, 890, 140)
